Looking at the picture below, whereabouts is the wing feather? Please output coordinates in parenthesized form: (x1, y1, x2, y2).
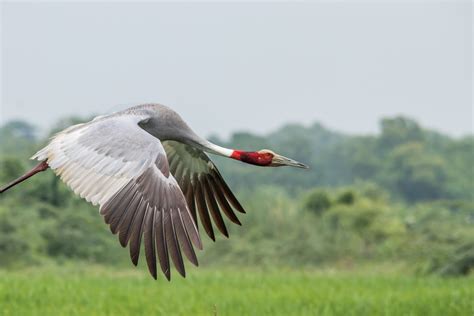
(32, 113, 202, 280)
(202, 175, 228, 237)
(155, 209, 170, 280)
(185, 181, 198, 226)
(212, 169, 246, 214)
(208, 176, 241, 225)
(144, 207, 157, 279)
(174, 208, 199, 266)
(163, 141, 246, 240)
(118, 194, 143, 247)
(165, 209, 185, 278)
(129, 199, 147, 265)
(194, 178, 215, 241)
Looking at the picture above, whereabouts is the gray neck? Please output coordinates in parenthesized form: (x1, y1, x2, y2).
(140, 110, 234, 158)
(177, 130, 233, 157)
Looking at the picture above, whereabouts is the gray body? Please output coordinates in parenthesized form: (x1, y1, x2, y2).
(31, 103, 245, 280)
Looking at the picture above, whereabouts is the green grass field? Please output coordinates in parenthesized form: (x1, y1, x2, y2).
(0, 266, 472, 316)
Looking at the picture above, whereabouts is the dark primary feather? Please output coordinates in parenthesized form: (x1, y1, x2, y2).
(162, 141, 246, 241)
(173, 209, 199, 266)
(129, 198, 147, 265)
(101, 161, 202, 280)
(194, 179, 215, 240)
(154, 209, 170, 280)
(164, 208, 185, 277)
(143, 207, 157, 279)
(202, 176, 228, 237)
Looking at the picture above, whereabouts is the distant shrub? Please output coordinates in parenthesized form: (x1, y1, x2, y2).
(304, 190, 331, 215)
(434, 243, 474, 276)
(0, 157, 24, 183)
(337, 191, 355, 205)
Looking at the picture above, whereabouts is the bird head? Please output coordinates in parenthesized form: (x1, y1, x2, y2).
(230, 149, 309, 169)
(258, 149, 309, 169)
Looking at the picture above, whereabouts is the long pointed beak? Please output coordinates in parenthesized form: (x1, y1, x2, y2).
(276, 154, 309, 169)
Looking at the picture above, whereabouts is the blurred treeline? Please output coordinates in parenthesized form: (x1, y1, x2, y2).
(0, 116, 472, 276)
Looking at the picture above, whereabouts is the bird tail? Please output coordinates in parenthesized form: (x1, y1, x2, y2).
(0, 161, 49, 193)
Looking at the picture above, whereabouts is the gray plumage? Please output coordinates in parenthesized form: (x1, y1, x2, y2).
(31, 104, 245, 280)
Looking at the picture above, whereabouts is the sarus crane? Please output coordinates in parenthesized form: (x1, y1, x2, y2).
(0, 104, 308, 280)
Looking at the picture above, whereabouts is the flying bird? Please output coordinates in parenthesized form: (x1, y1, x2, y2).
(0, 104, 308, 280)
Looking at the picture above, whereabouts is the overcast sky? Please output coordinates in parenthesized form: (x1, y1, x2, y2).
(1, 1, 472, 138)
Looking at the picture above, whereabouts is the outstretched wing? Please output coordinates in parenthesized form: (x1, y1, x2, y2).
(162, 141, 246, 241)
(32, 114, 202, 280)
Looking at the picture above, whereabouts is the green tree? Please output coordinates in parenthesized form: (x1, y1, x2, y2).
(383, 142, 447, 202)
(304, 189, 331, 215)
(379, 116, 424, 151)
